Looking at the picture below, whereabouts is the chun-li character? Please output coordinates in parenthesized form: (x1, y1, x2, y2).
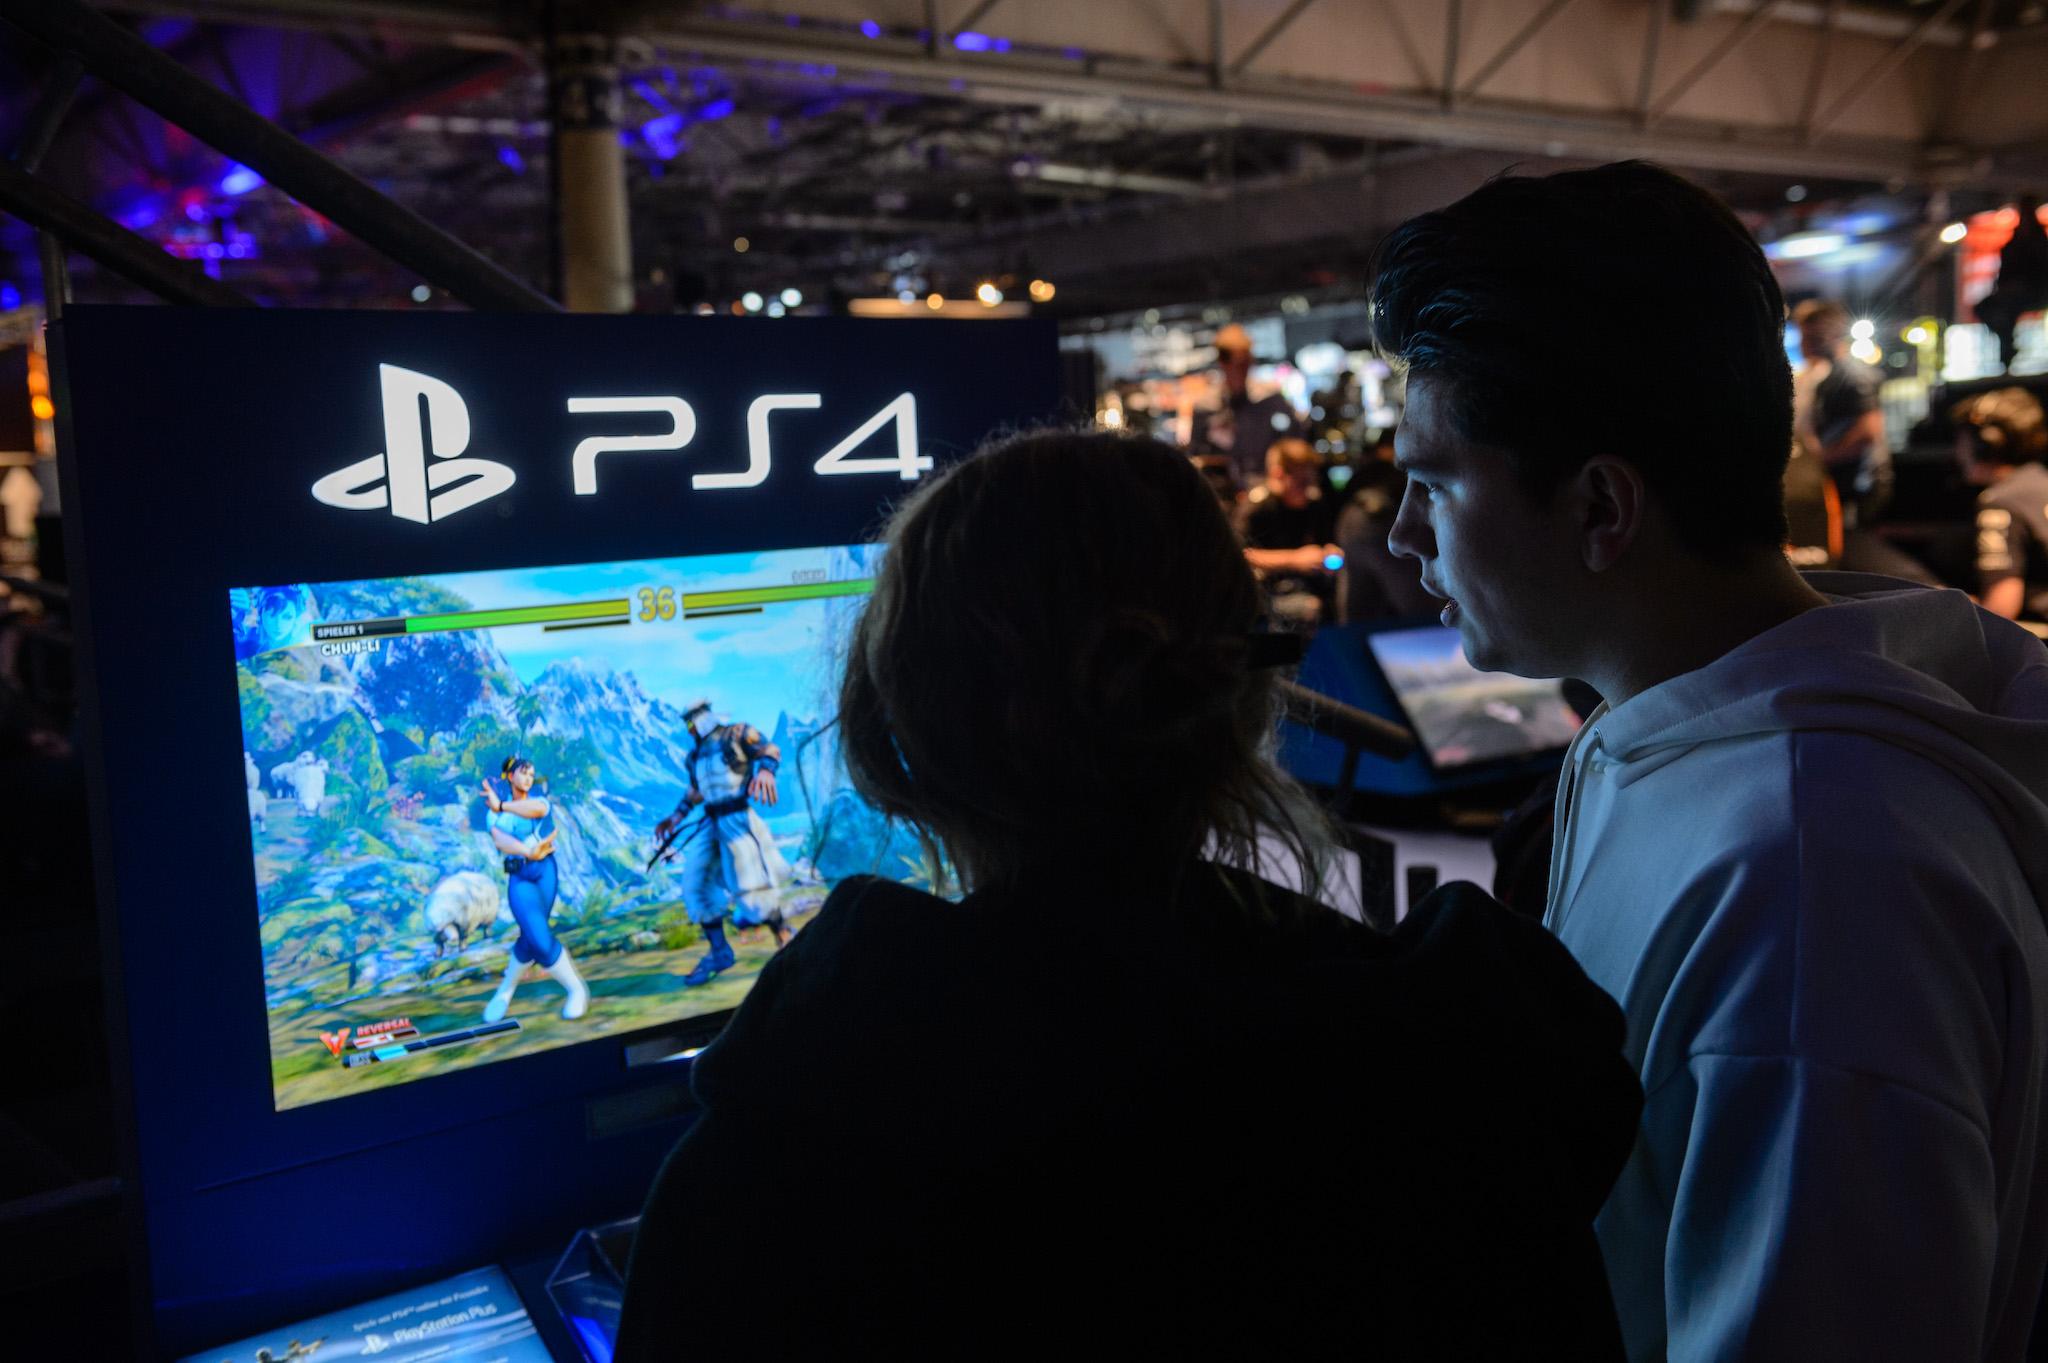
(480, 754, 589, 1021)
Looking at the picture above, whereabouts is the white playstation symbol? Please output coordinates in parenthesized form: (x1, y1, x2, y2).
(311, 364, 516, 523)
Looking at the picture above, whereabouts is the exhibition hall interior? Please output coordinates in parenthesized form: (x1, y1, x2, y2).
(2, 1, 2048, 1358)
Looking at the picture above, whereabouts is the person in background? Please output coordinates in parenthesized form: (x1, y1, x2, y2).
(1334, 428, 1436, 622)
(1978, 194, 2048, 373)
(616, 430, 1642, 1361)
(1236, 436, 1341, 627)
(1792, 298, 1892, 527)
(1198, 322, 1300, 487)
(1955, 386, 2048, 622)
(1374, 159, 2048, 1362)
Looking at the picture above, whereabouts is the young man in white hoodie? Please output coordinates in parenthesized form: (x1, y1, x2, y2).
(1375, 161, 2048, 1361)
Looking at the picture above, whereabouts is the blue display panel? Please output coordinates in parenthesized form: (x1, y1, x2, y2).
(177, 1264, 553, 1363)
(50, 307, 1059, 1356)
(1365, 625, 1579, 771)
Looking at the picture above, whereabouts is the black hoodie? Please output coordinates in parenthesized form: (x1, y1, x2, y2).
(617, 867, 1641, 1361)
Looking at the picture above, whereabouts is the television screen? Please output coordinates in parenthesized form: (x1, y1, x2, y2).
(237, 543, 921, 1110)
(1365, 625, 1580, 770)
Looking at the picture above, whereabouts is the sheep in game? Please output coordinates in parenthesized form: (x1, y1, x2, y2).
(425, 870, 511, 957)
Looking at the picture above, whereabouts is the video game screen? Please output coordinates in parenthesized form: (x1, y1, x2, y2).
(1365, 625, 1582, 770)
(234, 543, 929, 1111)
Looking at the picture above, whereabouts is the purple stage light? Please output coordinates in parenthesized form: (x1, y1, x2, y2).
(860, 20, 882, 38)
(698, 97, 735, 120)
(219, 163, 262, 196)
(954, 31, 993, 51)
(641, 113, 687, 160)
(497, 144, 526, 173)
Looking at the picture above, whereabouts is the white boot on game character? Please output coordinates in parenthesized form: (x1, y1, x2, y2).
(545, 947, 590, 1020)
(483, 954, 524, 1023)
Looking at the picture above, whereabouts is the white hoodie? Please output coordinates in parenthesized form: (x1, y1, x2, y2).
(1546, 573, 2048, 1361)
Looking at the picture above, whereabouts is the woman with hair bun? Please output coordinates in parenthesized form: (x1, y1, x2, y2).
(619, 431, 1640, 1360)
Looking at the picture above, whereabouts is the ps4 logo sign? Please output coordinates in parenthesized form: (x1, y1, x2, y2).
(311, 363, 930, 524)
(312, 365, 515, 523)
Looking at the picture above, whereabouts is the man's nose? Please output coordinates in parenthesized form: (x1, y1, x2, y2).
(1387, 486, 1430, 562)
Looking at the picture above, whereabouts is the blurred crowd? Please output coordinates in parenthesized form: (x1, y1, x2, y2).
(1162, 303, 2048, 641)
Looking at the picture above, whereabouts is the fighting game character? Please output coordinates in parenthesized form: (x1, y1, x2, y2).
(480, 755, 589, 1022)
(655, 700, 795, 986)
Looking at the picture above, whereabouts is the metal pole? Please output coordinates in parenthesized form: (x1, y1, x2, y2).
(13, 56, 86, 173)
(1807, 0, 1969, 139)
(1441, 0, 1462, 111)
(1647, 0, 1779, 128)
(13, 56, 87, 323)
(1796, 0, 1844, 143)
(1634, 0, 1667, 127)
(1, 0, 558, 312)
(1932, 0, 1997, 145)
(549, 31, 633, 313)
(1230, 0, 1319, 76)
(1210, 0, 1225, 89)
(0, 157, 254, 309)
(36, 232, 69, 322)
(950, 0, 1007, 41)
(1458, 0, 1582, 105)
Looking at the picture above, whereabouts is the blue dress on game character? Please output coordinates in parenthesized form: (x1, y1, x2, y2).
(480, 755, 589, 1023)
(492, 800, 560, 969)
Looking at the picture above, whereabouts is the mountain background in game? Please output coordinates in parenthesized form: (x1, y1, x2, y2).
(237, 547, 928, 1107)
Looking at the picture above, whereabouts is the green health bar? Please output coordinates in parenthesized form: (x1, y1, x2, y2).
(682, 578, 873, 612)
(314, 599, 631, 641)
(310, 579, 873, 642)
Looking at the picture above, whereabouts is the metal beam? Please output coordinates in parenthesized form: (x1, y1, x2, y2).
(11, 57, 86, 172)
(1229, 0, 1317, 76)
(1209, 0, 1224, 88)
(1933, 0, 1997, 146)
(1441, 0, 1462, 112)
(2, 0, 558, 311)
(1633, 0, 1665, 128)
(1795, 0, 1842, 144)
(634, 18, 1943, 185)
(1646, 0, 1779, 129)
(1457, 0, 1581, 105)
(949, 0, 1005, 40)
(1806, 0, 1969, 141)
(0, 157, 256, 308)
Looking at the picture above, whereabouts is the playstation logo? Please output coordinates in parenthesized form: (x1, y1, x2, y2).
(311, 364, 515, 523)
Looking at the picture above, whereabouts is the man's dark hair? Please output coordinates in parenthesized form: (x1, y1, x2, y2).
(1369, 160, 1790, 559)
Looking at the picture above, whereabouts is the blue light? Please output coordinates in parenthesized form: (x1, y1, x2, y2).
(496, 143, 526, 174)
(219, 163, 262, 196)
(954, 31, 994, 50)
(1323, 552, 1346, 572)
(642, 113, 686, 160)
(860, 19, 882, 38)
(698, 97, 736, 121)
(0, 283, 19, 310)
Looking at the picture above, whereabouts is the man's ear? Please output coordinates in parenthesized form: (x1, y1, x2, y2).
(1573, 455, 1647, 573)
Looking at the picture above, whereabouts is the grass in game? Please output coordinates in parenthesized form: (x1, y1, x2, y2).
(260, 797, 824, 1110)
(268, 913, 815, 1109)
